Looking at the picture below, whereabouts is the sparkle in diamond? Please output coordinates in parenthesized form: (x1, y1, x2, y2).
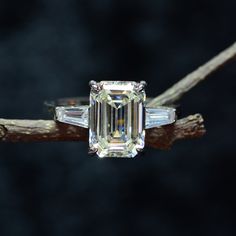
(89, 81, 146, 158)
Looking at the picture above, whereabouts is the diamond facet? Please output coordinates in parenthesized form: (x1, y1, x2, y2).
(89, 81, 146, 158)
(56, 106, 89, 128)
(145, 107, 176, 129)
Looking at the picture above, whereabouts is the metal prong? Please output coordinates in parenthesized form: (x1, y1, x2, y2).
(89, 80, 97, 87)
(88, 148, 98, 155)
(137, 148, 146, 157)
(137, 148, 145, 153)
(89, 80, 101, 92)
(135, 81, 147, 92)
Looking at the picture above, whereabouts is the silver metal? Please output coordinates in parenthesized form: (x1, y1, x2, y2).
(134, 80, 147, 92)
(89, 80, 102, 92)
(88, 147, 98, 155)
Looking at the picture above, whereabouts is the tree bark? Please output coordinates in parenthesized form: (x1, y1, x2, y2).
(0, 114, 205, 149)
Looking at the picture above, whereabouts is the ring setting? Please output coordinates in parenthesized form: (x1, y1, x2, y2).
(55, 81, 176, 158)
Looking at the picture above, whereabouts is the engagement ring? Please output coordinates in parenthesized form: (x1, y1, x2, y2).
(51, 81, 176, 158)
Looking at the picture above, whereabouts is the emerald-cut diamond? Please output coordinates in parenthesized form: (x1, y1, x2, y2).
(89, 81, 146, 158)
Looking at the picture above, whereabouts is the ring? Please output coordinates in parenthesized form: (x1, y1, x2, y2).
(52, 81, 176, 158)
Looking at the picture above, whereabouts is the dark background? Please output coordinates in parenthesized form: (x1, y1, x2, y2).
(0, 0, 236, 235)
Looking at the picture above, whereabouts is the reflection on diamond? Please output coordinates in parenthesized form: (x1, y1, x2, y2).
(145, 107, 176, 129)
(89, 81, 146, 158)
(56, 106, 89, 128)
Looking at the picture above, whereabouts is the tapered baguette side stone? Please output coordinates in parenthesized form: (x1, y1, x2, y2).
(56, 106, 89, 128)
(145, 107, 176, 129)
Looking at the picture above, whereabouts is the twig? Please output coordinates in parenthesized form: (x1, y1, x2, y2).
(146, 114, 205, 149)
(0, 114, 205, 149)
(0, 119, 88, 142)
(148, 42, 236, 107)
(0, 42, 236, 148)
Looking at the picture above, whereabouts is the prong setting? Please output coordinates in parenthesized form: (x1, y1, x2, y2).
(88, 148, 98, 155)
(89, 80, 101, 92)
(135, 81, 147, 92)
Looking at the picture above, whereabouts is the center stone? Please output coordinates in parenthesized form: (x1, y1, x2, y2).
(89, 81, 146, 158)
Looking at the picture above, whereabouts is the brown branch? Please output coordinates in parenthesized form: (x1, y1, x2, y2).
(148, 42, 236, 107)
(0, 114, 205, 149)
(0, 119, 88, 142)
(146, 114, 205, 149)
(1, 42, 236, 148)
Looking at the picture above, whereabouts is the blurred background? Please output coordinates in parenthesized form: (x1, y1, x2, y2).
(0, 0, 236, 235)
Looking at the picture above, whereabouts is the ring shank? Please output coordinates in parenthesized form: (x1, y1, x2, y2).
(45, 96, 155, 108)
(45, 97, 90, 107)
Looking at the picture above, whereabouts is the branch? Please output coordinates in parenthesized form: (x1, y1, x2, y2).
(1, 42, 236, 148)
(0, 114, 205, 149)
(148, 42, 236, 107)
(146, 114, 205, 149)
